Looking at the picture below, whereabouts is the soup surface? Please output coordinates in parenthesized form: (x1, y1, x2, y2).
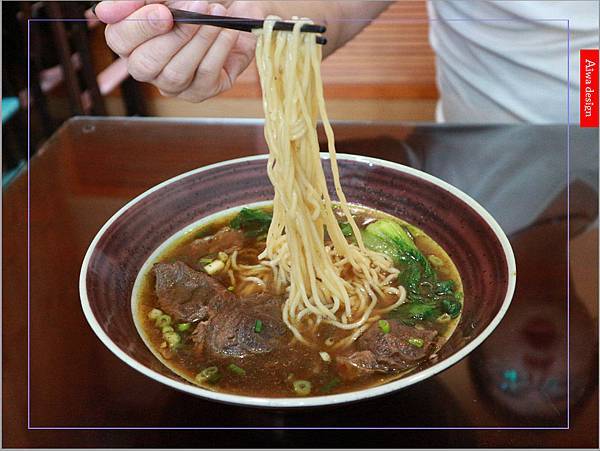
(134, 204, 463, 397)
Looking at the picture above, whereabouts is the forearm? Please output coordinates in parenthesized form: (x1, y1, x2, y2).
(254, 1, 391, 57)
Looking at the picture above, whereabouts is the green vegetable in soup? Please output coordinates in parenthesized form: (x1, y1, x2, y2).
(408, 337, 425, 348)
(198, 256, 215, 266)
(361, 220, 462, 324)
(155, 314, 172, 328)
(147, 308, 163, 320)
(338, 222, 354, 237)
(163, 331, 181, 348)
(442, 299, 462, 318)
(362, 219, 434, 279)
(227, 363, 246, 376)
(196, 366, 221, 384)
(230, 208, 272, 237)
(194, 227, 213, 239)
(293, 380, 312, 396)
(392, 301, 441, 322)
(435, 280, 455, 296)
(176, 322, 192, 332)
(398, 264, 421, 294)
(378, 319, 391, 334)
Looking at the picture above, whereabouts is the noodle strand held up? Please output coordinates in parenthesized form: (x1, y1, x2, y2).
(254, 18, 405, 346)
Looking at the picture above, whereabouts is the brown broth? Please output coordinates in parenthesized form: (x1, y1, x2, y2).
(134, 204, 463, 397)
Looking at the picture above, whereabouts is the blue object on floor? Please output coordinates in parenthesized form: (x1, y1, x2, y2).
(3, 160, 26, 189)
(2, 97, 20, 124)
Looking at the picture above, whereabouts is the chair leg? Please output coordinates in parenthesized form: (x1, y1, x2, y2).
(69, 2, 107, 115)
(46, 2, 84, 115)
(120, 76, 149, 116)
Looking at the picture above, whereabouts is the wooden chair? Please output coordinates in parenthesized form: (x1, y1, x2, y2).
(2, 1, 149, 181)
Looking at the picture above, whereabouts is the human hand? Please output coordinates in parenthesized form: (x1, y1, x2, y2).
(95, 1, 261, 102)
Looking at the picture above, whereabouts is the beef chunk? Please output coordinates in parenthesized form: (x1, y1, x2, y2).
(357, 321, 438, 364)
(336, 321, 438, 380)
(188, 228, 244, 259)
(153, 261, 235, 322)
(192, 294, 289, 359)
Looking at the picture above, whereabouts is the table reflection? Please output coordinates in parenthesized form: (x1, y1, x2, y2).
(4, 118, 598, 448)
(332, 124, 598, 428)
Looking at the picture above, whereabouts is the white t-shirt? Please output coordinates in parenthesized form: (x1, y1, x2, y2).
(427, 1, 599, 123)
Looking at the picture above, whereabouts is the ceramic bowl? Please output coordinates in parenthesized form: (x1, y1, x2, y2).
(80, 154, 516, 408)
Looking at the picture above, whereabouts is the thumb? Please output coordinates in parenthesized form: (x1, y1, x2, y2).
(94, 1, 147, 24)
(104, 3, 173, 56)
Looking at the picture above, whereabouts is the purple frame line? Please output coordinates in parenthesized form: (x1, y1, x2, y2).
(25, 16, 573, 431)
(28, 18, 571, 22)
(566, 18, 571, 431)
(27, 19, 32, 432)
(27, 426, 570, 431)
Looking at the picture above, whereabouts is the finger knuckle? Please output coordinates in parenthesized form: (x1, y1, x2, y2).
(138, 16, 168, 37)
(159, 67, 192, 91)
(127, 51, 163, 82)
(194, 65, 214, 82)
(105, 25, 129, 56)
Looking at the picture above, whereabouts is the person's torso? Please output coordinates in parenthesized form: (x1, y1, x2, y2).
(427, 0, 599, 123)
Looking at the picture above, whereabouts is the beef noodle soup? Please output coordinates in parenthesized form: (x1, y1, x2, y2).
(133, 17, 463, 398)
(134, 204, 462, 397)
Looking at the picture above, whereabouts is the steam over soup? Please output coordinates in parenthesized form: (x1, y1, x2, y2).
(134, 205, 463, 397)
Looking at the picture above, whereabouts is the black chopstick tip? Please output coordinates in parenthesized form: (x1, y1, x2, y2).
(316, 36, 327, 45)
(303, 24, 326, 34)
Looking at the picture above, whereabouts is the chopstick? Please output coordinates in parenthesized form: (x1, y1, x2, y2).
(91, 3, 327, 44)
(169, 8, 327, 45)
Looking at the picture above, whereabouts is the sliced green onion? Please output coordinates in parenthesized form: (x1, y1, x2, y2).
(217, 252, 228, 262)
(155, 314, 172, 328)
(227, 363, 246, 376)
(319, 377, 341, 393)
(194, 228, 212, 239)
(204, 259, 225, 275)
(227, 286, 235, 292)
(378, 319, 391, 334)
(254, 319, 263, 333)
(161, 325, 174, 334)
(176, 322, 192, 332)
(198, 257, 214, 266)
(408, 337, 424, 348)
(147, 308, 163, 320)
(196, 366, 221, 384)
(163, 331, 181, 348)
(293, 380, 312, 396)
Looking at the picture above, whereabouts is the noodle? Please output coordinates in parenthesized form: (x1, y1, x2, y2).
(251, 18, 406, 346)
